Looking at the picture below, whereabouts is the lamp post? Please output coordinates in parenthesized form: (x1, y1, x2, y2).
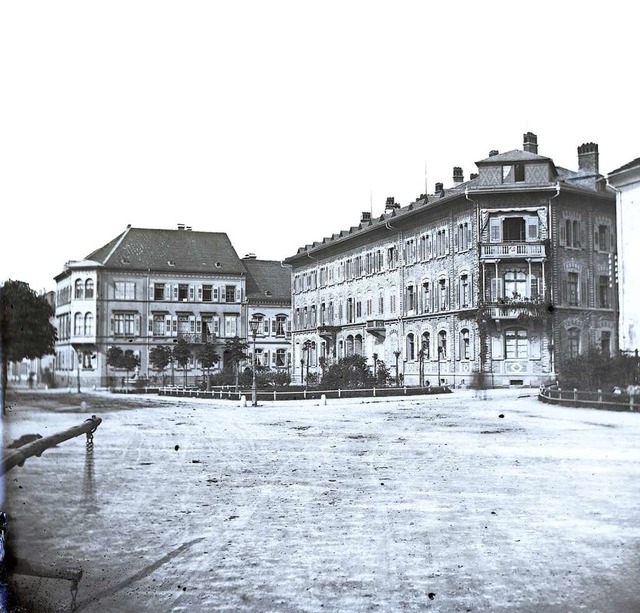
(437, 346, 443, 387)
(418, 346, 424, 388)
(393, 350, 401, 387)
(249, 317, 260, 407)
(372, 352, 378, 385)
(76, 350, 81, 393)
(300, 358, 305, 385)
(302, 340, 312, 388)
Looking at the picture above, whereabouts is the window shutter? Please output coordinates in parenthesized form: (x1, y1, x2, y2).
(454, 232, 459, 251)
(197, 285, 203, 301)
(491, 335, 503, 360)
(214, 317, 220, 335)
(470, 273, 474, 307)
(594, 229, 600, 250)
(188, 286, 194, 301)
(213, 287, 219, 301)
(272, 319, 277, 334)
(527, 217, 539, 240)
(264, 318, 269, 335)
(236, 288, 241, 302)
(110, 315, 114, 334)
(148, 317, 153, 334)
(467, 224, 473, 247)
(456, 279, 461, 308)
(272, 352, 277, 365)
(149, 283, 154, 299)
(559, 223, 566, 246)
(489, 218, 502, 242)
(135, 315, 140, 335)
(580, 222, 586, 249)
(530, 334, 541, 360)
(172, 285, 178, 301)
(469, 334, 475, 361)
(165, 316, 171, 336)
(581, 275, 588, 306)
(491, 278, 498, 301)
(561, 279, 568, 305)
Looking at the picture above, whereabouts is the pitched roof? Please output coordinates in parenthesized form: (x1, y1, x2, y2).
(86, 227, 245, 275)
(243, 259, 291, 304)
(608, 156, 640, 176)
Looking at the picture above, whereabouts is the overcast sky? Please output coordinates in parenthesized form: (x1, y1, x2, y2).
(1, 1, 637, 292)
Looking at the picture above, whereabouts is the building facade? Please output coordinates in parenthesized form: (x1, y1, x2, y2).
(285, 134, 618, 387)
(607, 158, 640, 353)
(54, 225, 290, 388)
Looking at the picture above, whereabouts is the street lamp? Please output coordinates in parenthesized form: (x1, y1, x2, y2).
(302, 340, 312, 388)
(418, 345, 425, 388)
(437, 345, 443, 387)
(76, 350, 82, 393)
(393, 350, 401, 387)
(372, 353, 378, 385)
(249, 317, 260, 407)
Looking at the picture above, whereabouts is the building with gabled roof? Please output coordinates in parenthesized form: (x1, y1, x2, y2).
(53, 225, 290, 388)
(285, 133, 617, 388)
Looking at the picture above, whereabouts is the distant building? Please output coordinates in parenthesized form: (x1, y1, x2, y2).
(285, 133, 618, 387)
(243, 256, 292, 374)
(54, 225, 290, 387)
(607, 158, 640, 352)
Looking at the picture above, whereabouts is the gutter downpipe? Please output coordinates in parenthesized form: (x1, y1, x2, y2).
(465, 187, 484, 382)
(548, 182, 561, 378)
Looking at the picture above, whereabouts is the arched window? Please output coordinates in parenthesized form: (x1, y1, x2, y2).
(338, 340, 344, 358)
(75, 279, 84, 300)
(460, 329, 470, 360)
(406, 333, 415, 361)
(74, 312, 83, 335)
(421, 332, 430, 360)
(567, 327, 580, 358)
(505, 328, 528, 359)
(354, 334, 363, 356)
(346, 335, 354, 357)
(438, 330, 447, 359)
(84, 313, 93, 336)
(85, 279, 94, 299)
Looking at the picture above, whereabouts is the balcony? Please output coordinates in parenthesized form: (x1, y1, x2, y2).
(365, 319, 386, 338)
(480, 242, 546, 259)
(317, 325, 341, 340)
(485, 297, 549, 321)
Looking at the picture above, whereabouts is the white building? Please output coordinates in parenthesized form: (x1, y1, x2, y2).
(608, 158, 640, 352)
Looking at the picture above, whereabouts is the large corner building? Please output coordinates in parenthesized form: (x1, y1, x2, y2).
(285, 133, 618, 387)
(54, 225, 291, 387)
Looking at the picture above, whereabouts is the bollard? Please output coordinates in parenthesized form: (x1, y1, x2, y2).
(240, 395, 247, 407)
(598, 389, 602, 404)
(373, 387, 376, 397)
(321, 394, 327, 406)
(403, 386, 407, 395)
(574, 388, 578, 407)
(338, 388, 341, 398)
(630, 394, 635, 412)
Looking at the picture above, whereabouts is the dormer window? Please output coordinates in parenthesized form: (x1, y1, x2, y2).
(502, 164, 525, 183)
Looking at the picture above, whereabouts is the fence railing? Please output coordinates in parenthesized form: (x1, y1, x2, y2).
(538, 386, 638, 411)
(113, 385, 452, 401)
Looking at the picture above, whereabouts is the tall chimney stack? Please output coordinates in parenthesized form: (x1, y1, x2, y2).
(452, 167, 464, 184)
(578, 142, 599, 176)
(523, 132, 538, 154)
(435, 182, 444, 193)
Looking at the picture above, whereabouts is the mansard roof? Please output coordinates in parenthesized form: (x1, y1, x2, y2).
(85, 227, 246, 275)
(476, 149, 552, 165)
(243, 259, 292, 304)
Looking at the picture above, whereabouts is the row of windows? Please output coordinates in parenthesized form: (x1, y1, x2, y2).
(560, 273, 612, 308)
(294, 275, 474, 330)
(111, 313, 240, 338)
(559, 221, 613, 252)
(565, 328, 611, 358)
(150, 283, 240, 303)
(248, 349, 291, 368)
(294, 224, 473, 294)
(250, 314, 290, 337)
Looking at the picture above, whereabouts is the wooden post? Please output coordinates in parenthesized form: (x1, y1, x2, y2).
(3, 416, 102, 475)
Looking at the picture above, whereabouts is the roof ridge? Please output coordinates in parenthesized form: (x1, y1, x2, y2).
(103, 225, 133, 265)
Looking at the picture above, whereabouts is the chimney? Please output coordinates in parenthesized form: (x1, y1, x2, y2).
(489, 150, 499, 157)
(186, 226, 193, 231)
(578, 142, 599, 176)
(243, 253, 257, 260)
(523, 132, 538, 154)
(360, 211, 372, 223)
(177, 223, 185, 230)
(385, 197, 400, 212)
(470, 172, 479, 180)
(435, 182, 444, 193)
(453, 167, 464, 184)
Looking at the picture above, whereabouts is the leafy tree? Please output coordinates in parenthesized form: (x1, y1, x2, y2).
(195, 343, 220, 390)
(374, 359, 391, 386)
(558, 348, 639, 391)
(172, 337, 193, 387)
(1, 280, 57, 413)
(224, 336, 248, 390)
(319, 354, 374, 390)
(149, 345, 172, 385)
(106, 346, 140, 382)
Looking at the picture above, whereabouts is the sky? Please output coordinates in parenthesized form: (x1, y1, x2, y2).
(1, 1, 638, 293)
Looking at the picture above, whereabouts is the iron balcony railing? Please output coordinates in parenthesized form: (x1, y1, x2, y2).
(480, 242, 546, 258)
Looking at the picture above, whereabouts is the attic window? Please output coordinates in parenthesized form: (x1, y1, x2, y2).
(215, 262, 222, 268)
(265, 290, 272, 297)
(120, 257, 130, 264)
(502, 164, 525, 183)
(167, 260, 176, 267)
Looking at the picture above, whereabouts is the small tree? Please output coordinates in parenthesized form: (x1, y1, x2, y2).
(320, 355, 373, 390)
(1, 280, 57, 413)
(106, 347, 140, 383)
(224, 336, 248, 391)
(149, 345, 172, 385)
(172, 337, 193, 388)
(195, 343, 220, 390)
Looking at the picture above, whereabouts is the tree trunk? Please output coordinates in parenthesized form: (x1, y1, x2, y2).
(1, 356, 7, 417)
